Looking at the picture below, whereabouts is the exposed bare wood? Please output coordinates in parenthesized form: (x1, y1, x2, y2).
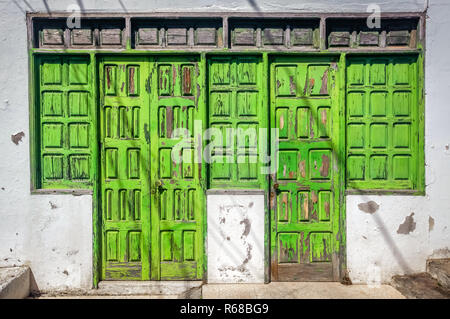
(42, 29, 64, 45)
(233, 28, 256, 46)
(359, 31, 379, 46)
(125, 16, 131, 49)
(137, 28, 159, 45)
(100, 28, 123, 46)
(387, 30, 410, 46)
(167, 28, 188, 45)
(276, 263, 334, 281)
(195, 28, 216, 46)
(72, 29, 94, 46)
(319, 17, 326, 50)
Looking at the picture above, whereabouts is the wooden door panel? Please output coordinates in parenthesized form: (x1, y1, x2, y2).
(100, 58, 151, 280)
(150, 56, 205, 280)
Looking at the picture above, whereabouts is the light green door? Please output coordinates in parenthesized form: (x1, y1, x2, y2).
(148, 56, 206, 280)
(99, 56, 205, 280)
(270, 56, 342, 281)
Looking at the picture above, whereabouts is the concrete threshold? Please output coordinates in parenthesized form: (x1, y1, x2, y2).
(31, 281, 203, 299)
(202, 282, 406, 299)
(0, 266, 30, 299)
(30, 281, 406, 299)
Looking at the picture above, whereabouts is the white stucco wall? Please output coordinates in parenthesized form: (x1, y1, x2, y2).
(0, 0, 448, 290)
(346, 0, 450, 284)
(3, 0, 427, 14)
(207, 193, 265, 283)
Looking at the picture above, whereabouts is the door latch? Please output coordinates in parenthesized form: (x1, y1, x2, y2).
(273, 183, 280, 194)
(151, 180, 163, 194)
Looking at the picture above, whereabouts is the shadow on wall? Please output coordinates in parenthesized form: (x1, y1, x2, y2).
(249, 0, 416, 280)
(29, 269, 39, 296)
(356, 197, 414, 275)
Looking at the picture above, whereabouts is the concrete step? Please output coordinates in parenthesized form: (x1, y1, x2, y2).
(97, 281, 203, 298)
(31, 281, 203, 299)
(28, 294, 181, 299)
(203, 282, 405, 299)
(0, 266, 30, 299)
(391, 273, 450, 299)
(427, 258, 450, 289)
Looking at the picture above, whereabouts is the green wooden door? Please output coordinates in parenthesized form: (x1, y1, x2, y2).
(99, 56, 205, 280)
(99, 57, 151, 280)
(270, 56, 342, 281)
(148, 56, 205, 280)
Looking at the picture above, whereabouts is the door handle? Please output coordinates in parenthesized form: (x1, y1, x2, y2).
(151, 180, 163, 194)
(273, 182, 280, 194)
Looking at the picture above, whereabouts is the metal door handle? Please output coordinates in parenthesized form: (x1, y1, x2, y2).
(273, 183, 280, 194)
(152, 180, 163, 194)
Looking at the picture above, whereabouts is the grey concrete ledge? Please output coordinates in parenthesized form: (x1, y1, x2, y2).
(0, 266, 30, 299)
(98, 281, 202, 297)
(31, 189, 93, 196)
(207, 189, 265, 195)
(202, 282, 406, 299)
(34, 281, 203, 299)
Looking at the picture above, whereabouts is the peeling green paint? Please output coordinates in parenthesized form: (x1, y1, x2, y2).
(29, 48, 425, 284)
(270, 55, 343, 281)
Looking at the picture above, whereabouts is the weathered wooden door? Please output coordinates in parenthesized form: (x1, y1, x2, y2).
(99, 56, 205, 280)
(270, 56, 342, 281)
(100, 57, 151, 280)
(148, 56, 205, 280)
